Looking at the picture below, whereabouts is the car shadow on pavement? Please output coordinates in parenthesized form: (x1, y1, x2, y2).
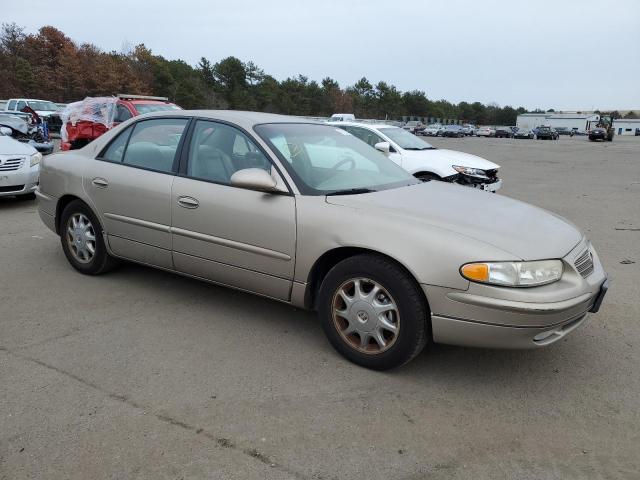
(0, 196, 37, 210)
(109, 260, 593, 389)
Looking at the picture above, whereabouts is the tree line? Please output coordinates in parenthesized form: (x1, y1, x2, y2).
(4, 23, 630, 125)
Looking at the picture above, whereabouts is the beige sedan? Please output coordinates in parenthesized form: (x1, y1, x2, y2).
(36, 111, 608, 370)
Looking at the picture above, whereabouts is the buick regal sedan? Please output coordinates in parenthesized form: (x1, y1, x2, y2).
(36, 111, 608, 370)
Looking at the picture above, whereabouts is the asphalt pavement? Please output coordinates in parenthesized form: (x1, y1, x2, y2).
(1, 135, 639, 479)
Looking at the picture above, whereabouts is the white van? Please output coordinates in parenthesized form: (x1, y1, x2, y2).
(328, 113, 356, 122)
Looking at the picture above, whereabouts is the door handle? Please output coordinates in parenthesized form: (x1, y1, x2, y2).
(92, 177, 108, 188)
(177, 196, 199, 209)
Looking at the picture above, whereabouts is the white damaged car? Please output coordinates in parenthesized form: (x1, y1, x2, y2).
(329, 122, 501, 191)
(0, 126, 41, 199)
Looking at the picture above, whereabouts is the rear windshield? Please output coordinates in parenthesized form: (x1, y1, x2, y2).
(27, 100, 59, 111)
(133, 104, 182, 115)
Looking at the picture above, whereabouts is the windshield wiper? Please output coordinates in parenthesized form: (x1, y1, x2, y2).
(403, 147, 434, 150)
(325, 187, 376, 196)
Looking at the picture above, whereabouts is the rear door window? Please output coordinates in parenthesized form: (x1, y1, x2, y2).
(99, 126, 133, 163)
(122, 118, 188, 173)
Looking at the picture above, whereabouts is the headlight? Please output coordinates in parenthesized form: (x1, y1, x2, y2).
(30, 152, 42, 167)
(460, 260, 563, 287)
(452, 165, 488, 178)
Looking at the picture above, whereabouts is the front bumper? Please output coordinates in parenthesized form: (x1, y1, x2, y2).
(0, 167, 39, 197)
(469, 178, 502, 192)
(451, 173, 502, 192)
(423, 238, 608, 349)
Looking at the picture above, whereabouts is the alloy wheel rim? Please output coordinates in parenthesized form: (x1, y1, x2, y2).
(331, 278, 400, 354)
(66, 213, 96, 264)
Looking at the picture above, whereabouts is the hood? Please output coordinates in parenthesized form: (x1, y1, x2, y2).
(0, 115, 29, 134)
(0, 135, 38, 155)
(326, 182, 582, 260)
(400, 148, 499, 176)
(35, 110, 59, 117)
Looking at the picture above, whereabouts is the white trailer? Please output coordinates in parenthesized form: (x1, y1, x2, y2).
(517, 113, 600, 134)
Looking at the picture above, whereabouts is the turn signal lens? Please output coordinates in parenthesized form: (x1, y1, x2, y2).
(460, 260, 563, 287)
(460, 263, 489, 282)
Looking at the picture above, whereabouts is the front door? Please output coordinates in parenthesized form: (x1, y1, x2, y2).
(171, 119, 296, 300)
(83, 117, 189, 268)
(343, 125, 403, 167)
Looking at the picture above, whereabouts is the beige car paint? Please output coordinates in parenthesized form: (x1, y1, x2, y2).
(37, 110, 608, 350)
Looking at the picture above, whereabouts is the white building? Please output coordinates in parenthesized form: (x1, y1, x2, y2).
(516, 112, 600, 133)
(613, 119, 640, 136)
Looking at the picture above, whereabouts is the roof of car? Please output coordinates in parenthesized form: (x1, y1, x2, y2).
(140, 110, 322, 129)
(326, 121, 398, 130)
(125, 99, 176, 105)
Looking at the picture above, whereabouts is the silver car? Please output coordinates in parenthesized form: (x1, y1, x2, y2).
(36, 111, 608, 370)
(0, 126, 42, 198)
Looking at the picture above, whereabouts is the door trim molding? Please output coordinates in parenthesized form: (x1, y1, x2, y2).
(103, 213, 171, 233)
(171, 226, 292, 261)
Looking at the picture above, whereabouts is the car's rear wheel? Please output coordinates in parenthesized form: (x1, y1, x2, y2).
(318, 254, 429, 370)
(60, 200, 118, 275)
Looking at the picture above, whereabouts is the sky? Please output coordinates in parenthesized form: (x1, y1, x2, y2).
(5, 0, 640, 111)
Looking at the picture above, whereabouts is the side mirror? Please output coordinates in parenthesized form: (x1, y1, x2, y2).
(230, 168, 280, 192)
(0, 126, 12, 136)
(374, 141, 390, 156)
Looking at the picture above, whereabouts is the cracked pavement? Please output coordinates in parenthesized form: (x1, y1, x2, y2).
(1, 136, 639, 479)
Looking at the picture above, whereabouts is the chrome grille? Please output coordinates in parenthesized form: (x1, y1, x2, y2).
(574, 249, 594, 278)
(0, 156, 26, 172)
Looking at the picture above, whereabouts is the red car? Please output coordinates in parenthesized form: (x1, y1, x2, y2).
(61, 94, 181, 150)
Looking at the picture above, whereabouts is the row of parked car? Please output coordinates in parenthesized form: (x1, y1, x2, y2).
(403, 121, 566, 140)
(0, 94, 181, 199)
(0, 99, 60, 199)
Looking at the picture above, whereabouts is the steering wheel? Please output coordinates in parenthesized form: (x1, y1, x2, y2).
(331, 156, 356, 171)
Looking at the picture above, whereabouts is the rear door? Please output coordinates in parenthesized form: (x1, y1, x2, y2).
(170, 119, 296, 300)
(83, 117, 189, 268)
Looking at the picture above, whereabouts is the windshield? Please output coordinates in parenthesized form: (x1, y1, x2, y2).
(133, 103, 181, 114)
(255, 123, 419, 195)
(378, 127, 434, 150)
(27, 100, 58, 111)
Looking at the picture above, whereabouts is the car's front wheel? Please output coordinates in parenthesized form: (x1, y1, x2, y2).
(318, 254, 429, 370)
(60, 200, 118, 275)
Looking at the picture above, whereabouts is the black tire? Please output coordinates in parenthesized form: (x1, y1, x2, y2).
(415, 172, 440, 182)
(317, 254, 429, 370)
(59, 199, 118, 275)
